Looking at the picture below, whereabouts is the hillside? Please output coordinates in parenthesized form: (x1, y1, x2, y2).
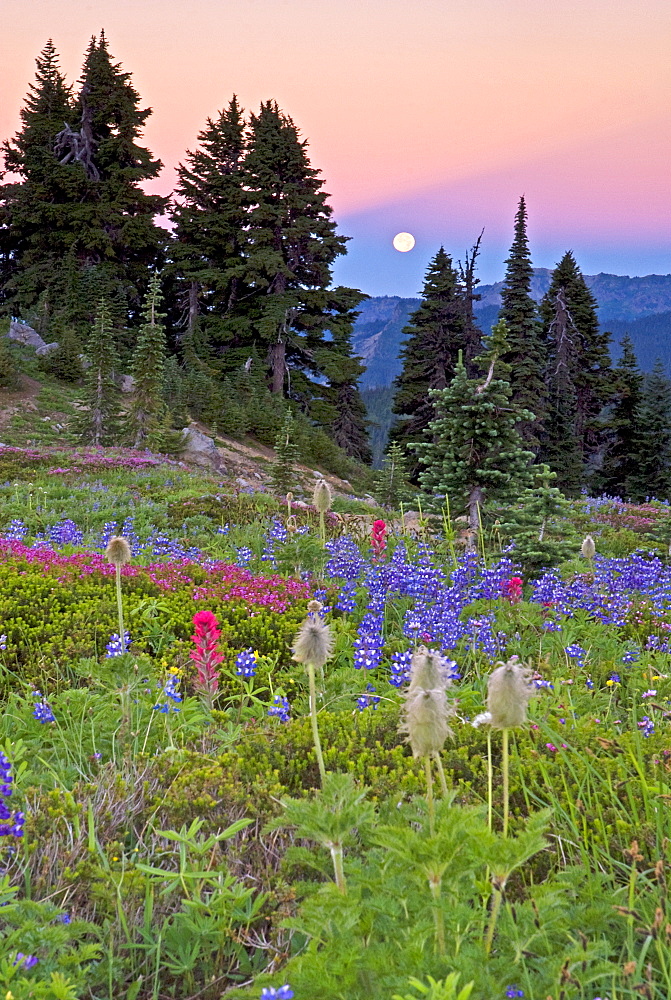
(354, 270, 671, 389)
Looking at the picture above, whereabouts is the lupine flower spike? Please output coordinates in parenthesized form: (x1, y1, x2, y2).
(292, 600, 334, 784)
(105, 535, 131, 655)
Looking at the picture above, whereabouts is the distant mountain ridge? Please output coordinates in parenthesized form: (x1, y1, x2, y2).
(353, 270, 671, 389)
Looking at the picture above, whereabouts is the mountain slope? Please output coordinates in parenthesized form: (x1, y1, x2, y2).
(353, 270, 671, 389)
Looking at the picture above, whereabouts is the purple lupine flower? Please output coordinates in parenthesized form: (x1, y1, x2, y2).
(268, 695, 291, 723)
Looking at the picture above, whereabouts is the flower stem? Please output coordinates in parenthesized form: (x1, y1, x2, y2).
(115, 564, 126, 654)
(487, 729, 493, 832)
(429, 874, 445, 956)
(319, 510, 326, 547)
(433, 751, 449, 796)
(330, 845, 346, 894)
(484, 883, 503, 956)
(502, 727, 509, 838)
(424, 756, 435, 836)
(307, 662, 326, 785)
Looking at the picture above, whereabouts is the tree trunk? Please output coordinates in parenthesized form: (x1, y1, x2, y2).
(269, 339, 286, 394)
(468, 485, 484, 537)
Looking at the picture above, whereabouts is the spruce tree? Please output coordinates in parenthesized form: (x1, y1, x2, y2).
(628, 361, 671, 502)
(126, 274, 168, 448)
(539, 251, 613, 474)
(417, 321, 535, 529)
(37, 325, 83, 383)
(0, 40, 75, 314)
(1, 34, 166, 322)
(77, 298, 121, 445)
(374, 442, 411, 509)
(391, 248, 470, 476)
(498, 197, 545, 448)
(271, 409, 301, 495)
(239, 102, 354, 405)
(170, 97, 247, 348)
(598, 335, 644, 498)
(539, 286, 583, 495)
(317, 288, 371, 463)
(498, 466, 574, 577)
(0, 335, 20, 390)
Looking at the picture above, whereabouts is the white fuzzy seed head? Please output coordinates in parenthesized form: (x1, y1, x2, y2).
(105, 536, 132, 567)
(313, 479, 332, 514)
(486, 655, 535, 729)
(581, 535, 596, 559)
(292, 614, 334, 669)
(408, 646, 451, 692)
(400, 687, 454, 757)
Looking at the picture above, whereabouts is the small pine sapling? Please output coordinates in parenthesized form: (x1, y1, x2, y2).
(271, 409, 300, 495)
(498, 465, 574, 577)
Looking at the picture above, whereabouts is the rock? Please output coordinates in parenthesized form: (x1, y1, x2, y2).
(35, 342, 59, 356)
(119, 375, 135, 393)
(7, 319, 48, 351)
(179, 426, 227, 474)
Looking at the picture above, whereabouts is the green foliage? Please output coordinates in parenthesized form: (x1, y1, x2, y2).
(75, 298, 122, 445)
(271, 409, 301, 495)
(392, 249, 474, 478)
(126, 273, 169, 449)
(627, 360, 671, 502)
(417, 327, 535, 526)
(498, 196, 545, 448)
(0, 334, 20, 389)
(498, 466, 575, 577)
(36, 327, 83, 383)
(374, 441, 412, 509)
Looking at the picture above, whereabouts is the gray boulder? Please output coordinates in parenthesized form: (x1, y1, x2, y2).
(7, 320, 48, 351)
(35, 342, 60, 356)
(179, 426, 227, 474)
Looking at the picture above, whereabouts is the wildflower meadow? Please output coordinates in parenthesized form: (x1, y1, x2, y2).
(2, 444, 671, 1000)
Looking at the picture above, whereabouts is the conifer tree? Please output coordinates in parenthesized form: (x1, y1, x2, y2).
(498, 466, 574, 577)
(1, 34, 166, 321)
(374, 442, 411, 509)
(539, 251, 613, 476)
(170, 97, 247, 347)
(498, 197, 545, 447)
(317, 288, 371, 463)
(538, 286, 583, 495)
(0, 335, 20, 390)
(417, 321, 535, 529)
(628, 361, 671, 502)
(392, 248, 470, 476)
(37, 325, 83, 383)
(271, 409, 301, 494)
(0, 40, 74, 313)
(598, 335, 644, 498)
(77, 298, 121, 445)
(126, 274, 167, 448)
(239, 102, 354, 404)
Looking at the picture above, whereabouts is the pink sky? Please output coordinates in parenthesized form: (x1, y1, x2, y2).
(1, 0, 670, 293)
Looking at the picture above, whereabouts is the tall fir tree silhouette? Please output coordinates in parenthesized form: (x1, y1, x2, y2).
(539, 251, 613, 485)
(170, 96, 247, 355)
(598, 335, 644, 498)
(498, 197, 545, 448)
(392, 248, 472, 478)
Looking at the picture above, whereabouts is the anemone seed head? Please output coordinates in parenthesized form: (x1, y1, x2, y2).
(486, 655, 535, 729)
(292, 615, 334, 669)
(313, 479, 333, 514)
(581, 535, 596, 559)
(105, 536, 132, 567)
(408, 646, 450, 692)
(400, 687, 454, 757)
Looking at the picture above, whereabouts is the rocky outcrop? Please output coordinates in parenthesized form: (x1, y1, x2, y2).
(7, 320, 48, 351)
(179, 426, 227, 474)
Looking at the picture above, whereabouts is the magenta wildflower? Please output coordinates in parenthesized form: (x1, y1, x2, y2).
(190, 610, 223, 708)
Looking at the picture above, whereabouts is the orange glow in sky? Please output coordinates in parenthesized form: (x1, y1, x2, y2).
(1, 0, 670, 292)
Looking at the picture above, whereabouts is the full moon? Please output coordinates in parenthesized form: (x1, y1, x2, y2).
(392, 232, 415, 252)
